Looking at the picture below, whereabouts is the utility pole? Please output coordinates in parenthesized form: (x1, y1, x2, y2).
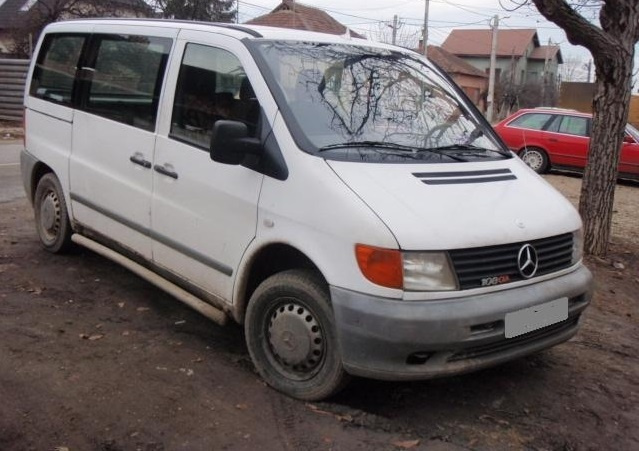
(391, 15, 398, 45)
(541, 37, 551, 105)
(486, 14, 499, 122)
(422, 0, 429, 57)
(586, 60, 592, 83)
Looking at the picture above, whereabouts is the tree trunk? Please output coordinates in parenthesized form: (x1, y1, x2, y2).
(531, 0, 639, 257)
(578, 45, 634, 256)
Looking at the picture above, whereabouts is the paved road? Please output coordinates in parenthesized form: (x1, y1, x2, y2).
(0, 140, 24, 203)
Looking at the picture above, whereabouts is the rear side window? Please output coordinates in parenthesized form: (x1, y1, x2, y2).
(558, 116, 589, 137)
(170, 43, 260, 149)
(83, 34, 172, 132)
(508, 113, 553, 131)
(30, 34, 86, 105)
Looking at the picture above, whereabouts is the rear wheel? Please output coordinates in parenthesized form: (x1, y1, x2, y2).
(244, 269, 349, 401)
(520, 147, 550, 174)
(34, 173, 72, 253)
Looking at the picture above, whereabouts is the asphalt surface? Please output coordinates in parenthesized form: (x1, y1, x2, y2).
(0, 140, 23, 203)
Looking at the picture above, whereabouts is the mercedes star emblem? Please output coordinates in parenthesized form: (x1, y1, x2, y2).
(517, 244, 538, 279)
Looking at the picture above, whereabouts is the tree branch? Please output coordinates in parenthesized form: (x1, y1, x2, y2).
(531, 0, 612, 56)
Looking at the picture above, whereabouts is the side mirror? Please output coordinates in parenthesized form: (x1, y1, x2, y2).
(210, 120, 262, 165)
(623, 134, 636, 144)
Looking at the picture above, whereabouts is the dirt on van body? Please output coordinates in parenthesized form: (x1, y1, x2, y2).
(0, 142, 638, 450)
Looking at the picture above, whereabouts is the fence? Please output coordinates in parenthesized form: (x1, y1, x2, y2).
(0, 59, 29, 121)
(559, 81, 639, 129)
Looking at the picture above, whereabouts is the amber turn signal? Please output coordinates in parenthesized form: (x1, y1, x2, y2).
(355, 244, 403, 289)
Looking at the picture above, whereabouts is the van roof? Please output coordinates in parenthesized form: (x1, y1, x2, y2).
(44, 18, 377, 46)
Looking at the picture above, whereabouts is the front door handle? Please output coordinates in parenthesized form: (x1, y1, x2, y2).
(129, 153, 152, 169)
(549, 138, 559, 142)
(154, 163, 178, 180)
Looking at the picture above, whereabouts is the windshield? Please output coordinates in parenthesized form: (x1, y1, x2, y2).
(251, 40, 509, 163)
(627, 123, 639, 142)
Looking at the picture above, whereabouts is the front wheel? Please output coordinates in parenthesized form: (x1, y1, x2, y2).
(520, 147, 550, 174)
(244, 269, 349, 400)
(33, 173, 72, 253)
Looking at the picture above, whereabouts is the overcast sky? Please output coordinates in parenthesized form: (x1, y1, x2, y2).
(236, 0, 638, 84)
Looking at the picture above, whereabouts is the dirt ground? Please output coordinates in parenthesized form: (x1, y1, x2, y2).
(0, 133, 638, 450)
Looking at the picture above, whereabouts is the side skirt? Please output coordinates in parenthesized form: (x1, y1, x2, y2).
(72, 233, 228, 326)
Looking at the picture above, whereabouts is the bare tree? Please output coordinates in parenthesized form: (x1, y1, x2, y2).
(372, 20, 420, 49)
(560, 54, 588, 82)
(509, 0, 639, 256)
(8, 0, 151, 57)
(150, 0, 236, 22)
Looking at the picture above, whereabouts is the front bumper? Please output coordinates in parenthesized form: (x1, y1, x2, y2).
(331, 265, 593, 380)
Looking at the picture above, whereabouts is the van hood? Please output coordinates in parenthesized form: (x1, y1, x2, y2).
(326, 159, 581, 250)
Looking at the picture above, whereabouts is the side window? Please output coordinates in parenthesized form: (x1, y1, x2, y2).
(545, 114, 562, 132)
(558, 116, 589, 137)
(170, 43, 260, 149)
(508, 113, 553, 131)
(83, 34, 172, 132)
(30, 34, 86, 105)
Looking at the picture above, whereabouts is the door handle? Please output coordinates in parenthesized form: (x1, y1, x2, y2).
(129, 153, 152, 169)
(154, 164, 178, 180)
(549, 138, 559, 142)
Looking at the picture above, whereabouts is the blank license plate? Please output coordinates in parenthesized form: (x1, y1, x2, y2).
(505, 298, 568, 338)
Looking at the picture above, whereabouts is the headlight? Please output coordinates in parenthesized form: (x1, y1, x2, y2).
(355, 244, 458, 291)
(572, 228, 583, 264)
(403, 251, 458, 291)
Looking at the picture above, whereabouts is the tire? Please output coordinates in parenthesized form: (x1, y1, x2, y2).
(33, 173, 72, 253)
(520, 147, 550, 174)
(245, 269, 350, 401)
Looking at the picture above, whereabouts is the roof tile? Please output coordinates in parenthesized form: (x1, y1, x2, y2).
(425, 45, 487, 78)
(442, 28, 539, 57)
(245, 0, 364, 38)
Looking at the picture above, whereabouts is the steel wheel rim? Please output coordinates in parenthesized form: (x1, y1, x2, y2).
(522, 150, 543, 171)
(264, 297, 325, 381)
(38, 190, 61, 244)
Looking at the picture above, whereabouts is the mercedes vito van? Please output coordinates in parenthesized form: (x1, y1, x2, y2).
(21, 19, 593, 400)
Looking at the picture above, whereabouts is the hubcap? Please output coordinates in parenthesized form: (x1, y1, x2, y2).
(39, 191, 61, 241)
(267, 301, 324, 375)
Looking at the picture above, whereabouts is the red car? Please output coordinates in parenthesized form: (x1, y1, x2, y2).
(493, 108, 639, 180)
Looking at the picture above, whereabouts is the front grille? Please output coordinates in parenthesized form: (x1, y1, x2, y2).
(449, 233, 574, 290)
(448, 315, 580, 362)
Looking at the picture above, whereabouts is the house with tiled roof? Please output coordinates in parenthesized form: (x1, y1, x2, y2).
(245, 0, 364, 38)
(419, 43, 488, 109)
(0, 0, 152, 55)
(442, 28, 563, 87)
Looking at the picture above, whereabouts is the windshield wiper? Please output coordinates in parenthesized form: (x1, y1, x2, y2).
(318, 141, 468, 161)
(424, 143, 511, 157)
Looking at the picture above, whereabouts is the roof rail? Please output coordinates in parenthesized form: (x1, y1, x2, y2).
(68, 18, 263, 38)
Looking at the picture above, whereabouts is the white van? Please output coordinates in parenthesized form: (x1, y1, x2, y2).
(22, 19, 593, 400)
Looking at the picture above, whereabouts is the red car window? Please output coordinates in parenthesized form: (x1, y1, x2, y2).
(558, 116, 589, 137)
(509, 113, 553, 130)
(545, 115, 562, 132)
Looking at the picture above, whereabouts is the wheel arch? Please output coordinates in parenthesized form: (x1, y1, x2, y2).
(29, 161, 55, 204)
(232, 242, 327, 323)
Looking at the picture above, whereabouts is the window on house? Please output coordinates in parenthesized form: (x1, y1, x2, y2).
(485, 68, 502, 81)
